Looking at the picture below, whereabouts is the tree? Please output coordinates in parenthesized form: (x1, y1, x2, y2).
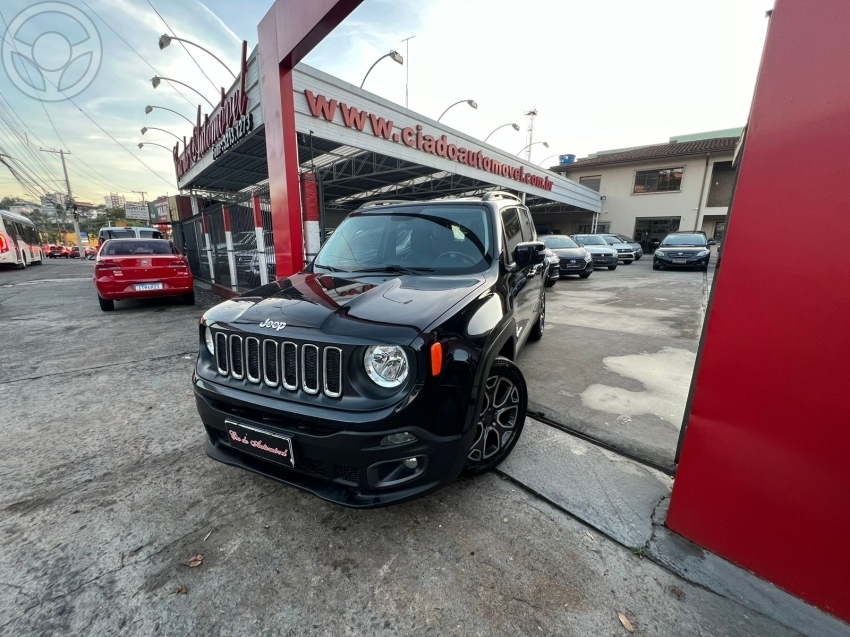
(1, 195, 24, 208)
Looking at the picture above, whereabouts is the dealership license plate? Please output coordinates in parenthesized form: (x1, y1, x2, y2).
(567, 264, 582, 268)
(672, 259, 687, 264)
(135, 282, 163, 291)
(225, 420, 295, 468)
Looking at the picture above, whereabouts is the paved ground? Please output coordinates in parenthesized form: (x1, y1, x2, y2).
(518, 256, 714, 470)
(0, 259, 802, 636)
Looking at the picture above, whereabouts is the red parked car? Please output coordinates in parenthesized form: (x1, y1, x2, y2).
(69, 246, 80, 258)
(94, 238, 194, 312)
(49, 245, 69, 258)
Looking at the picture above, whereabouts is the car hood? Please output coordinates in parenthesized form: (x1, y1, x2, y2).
(204, 270, 487, 341)
(581, 245, 616, 255)
(656, 245, 710, 250)
(550, 247, 587, 259)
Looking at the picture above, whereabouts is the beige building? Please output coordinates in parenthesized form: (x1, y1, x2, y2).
(538, 129, 740, 250)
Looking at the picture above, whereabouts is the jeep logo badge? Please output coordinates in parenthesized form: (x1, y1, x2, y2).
(259, 319, 286, 331)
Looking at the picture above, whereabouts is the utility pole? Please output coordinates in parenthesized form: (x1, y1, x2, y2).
(524, 107, 538, 162)
(132, 190, 148, 203)
(40, 147, 83, 254)
(400, 35, 415, 108)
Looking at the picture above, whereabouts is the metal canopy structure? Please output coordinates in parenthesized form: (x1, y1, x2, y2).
(184, 128, 590, 214)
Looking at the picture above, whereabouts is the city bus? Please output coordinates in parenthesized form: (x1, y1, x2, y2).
(0, 209, 43, 268)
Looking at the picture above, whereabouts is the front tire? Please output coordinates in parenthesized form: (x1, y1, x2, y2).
(544, 278, 556, 288)
(653, 263, 661, 271)
(608, 265, 617, 271)
(98, 295, 115, 312)
(464, 356, 527, 475)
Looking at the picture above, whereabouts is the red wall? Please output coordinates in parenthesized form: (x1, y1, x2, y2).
(667, 0, 850, 622)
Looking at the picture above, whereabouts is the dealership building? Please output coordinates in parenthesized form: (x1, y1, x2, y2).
(168, 41, 600, 294)
(545, 130, 740, 249)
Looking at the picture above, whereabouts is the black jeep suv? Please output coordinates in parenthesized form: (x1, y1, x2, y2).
(193, 193, 548, 508)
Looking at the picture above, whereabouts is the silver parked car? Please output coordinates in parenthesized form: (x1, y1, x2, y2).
(571, 234, 620, 270)
(600, 233, 643, 260)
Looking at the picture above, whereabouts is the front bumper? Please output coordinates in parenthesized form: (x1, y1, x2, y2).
(654, 254, 710, 268)
(559, 258, 593, 275)
(193, 376, 471, 508)
(589, 254, 617, 266)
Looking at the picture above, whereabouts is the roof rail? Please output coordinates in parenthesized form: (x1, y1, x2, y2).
(481, 191, 522, 203)
(356, 199, 413, 210)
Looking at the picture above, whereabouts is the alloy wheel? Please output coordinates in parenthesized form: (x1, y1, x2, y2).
(468, 374, 521, 462)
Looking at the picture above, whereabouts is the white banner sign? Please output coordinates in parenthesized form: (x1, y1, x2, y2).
(124, 203, 149, 220)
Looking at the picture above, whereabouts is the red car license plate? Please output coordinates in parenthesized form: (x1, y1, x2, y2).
(225, 420, 295, 468)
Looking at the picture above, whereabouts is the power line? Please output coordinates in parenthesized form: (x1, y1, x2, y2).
(146, 0, 220, 95)
(77, 0, 198, 110)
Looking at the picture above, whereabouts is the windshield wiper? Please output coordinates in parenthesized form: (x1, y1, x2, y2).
(313, 264, 347, 273)
(356, 264, 435, 276)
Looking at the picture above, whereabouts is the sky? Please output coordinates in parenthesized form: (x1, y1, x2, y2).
(0, 0, 774, 205)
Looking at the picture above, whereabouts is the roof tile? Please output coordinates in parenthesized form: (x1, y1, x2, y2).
(553, 137, 739, 172)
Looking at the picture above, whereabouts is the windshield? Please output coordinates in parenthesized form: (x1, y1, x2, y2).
(660, 234, 707, 246)
(542, 235, 578, 249)
(573, 235, 607, 246)
(102, 240, 173, 255)
(314, 205, 493, 274)
(601, 236, 622, 245)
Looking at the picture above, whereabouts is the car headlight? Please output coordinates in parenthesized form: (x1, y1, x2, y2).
(583, 252, 592, 262)
(655, 251, 665, 257)
(364, 345, 409, 388)
(696, 250, 710, 257)
(204, 326, 215, 355)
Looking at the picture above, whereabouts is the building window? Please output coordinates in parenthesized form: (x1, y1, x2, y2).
(713, 221, 726, 241)
(633, 167, 683, 194)
(574, 222, 610, 233)
(579, 176, 601, 192)
(706, 161, 736, 207)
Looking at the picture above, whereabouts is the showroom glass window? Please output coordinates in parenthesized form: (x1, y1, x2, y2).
(633, 168, 683, 193)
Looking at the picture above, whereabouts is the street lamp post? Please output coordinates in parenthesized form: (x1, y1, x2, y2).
(438, 99, 478, 122)
(158, 34, 237, 78)
(141, 126, 182, 141)
(138, 142, 174, 152)
(516, 141, 549, 156)
(145, 105, 194, 125)
(483, 122, 520, 143)
(151, 76, 215, 108)
(537, 154, 560, 167)
(360, 51, 404, 89)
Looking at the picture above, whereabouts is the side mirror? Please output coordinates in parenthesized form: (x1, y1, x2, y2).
(512, 241, 546, 267)
(708, 239, 717, 246)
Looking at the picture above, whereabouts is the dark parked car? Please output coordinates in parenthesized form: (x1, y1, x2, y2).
(543, 248, 559, 286)
(570, 234, 619, 270)
(194, 192, 547, 508)
(600, 234, 643, 260)
(542, 234, 593, 278)
(653, 232, 716, 271)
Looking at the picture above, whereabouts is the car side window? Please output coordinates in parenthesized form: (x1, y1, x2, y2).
(501, 208, 522, 257)
(519, 208, 536, 242)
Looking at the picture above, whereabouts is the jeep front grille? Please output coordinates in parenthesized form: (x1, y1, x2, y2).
(302, 344, 319, 394)
(214, 332, 342, 399)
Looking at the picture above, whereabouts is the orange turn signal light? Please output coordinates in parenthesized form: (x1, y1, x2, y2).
(430, 342, 443, 376)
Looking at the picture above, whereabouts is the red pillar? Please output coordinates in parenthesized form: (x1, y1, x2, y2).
(257, 0, 363, 279)
(667, 0, 850, 622)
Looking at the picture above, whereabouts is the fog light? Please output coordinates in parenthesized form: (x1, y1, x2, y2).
(403, 458, 418, 469)
(380, 432, 417, 446)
